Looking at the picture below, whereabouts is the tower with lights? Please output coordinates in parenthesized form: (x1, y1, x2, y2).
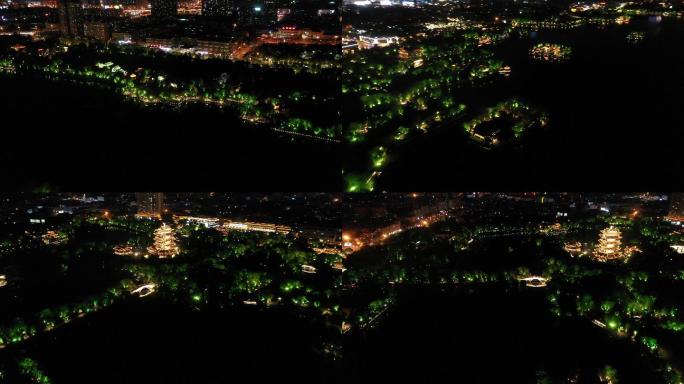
(594, 226, 623, 261)
(147, 224, 179, 258)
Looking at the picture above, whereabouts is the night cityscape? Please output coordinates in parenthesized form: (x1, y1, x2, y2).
(0, 0, 341, 189)
(342, 0, 684, 190)
(0, 193, 344, 383)
(3, 0, 684, 380)
(0, 193, 683, 383)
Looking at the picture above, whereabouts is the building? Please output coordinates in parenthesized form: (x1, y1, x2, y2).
(593, 226, 623, 261)
(194, 39, 234, 58)
(142, 37, 235, 58)
(222, 221, 291, 234)
(397, 47, 420, 60)
(276, 8, 290, 21)
(150, 0, 178, 18)
(58, 0, 84, 37)
(667, 193, 684, 221)
(357, 35, 399, 50)
(202, 0, 232, 17)
(175, 215, 220, 228)
(136, 193, 164, 217)
(147, 223, 179, 258)
(111, 32, 132, 44)
(263, 27, 340, 45)
(144, 37, 174, 50)
(564, 241, 583, 256)
(84, 22, 112, 41)
(237, 2, 270, 25)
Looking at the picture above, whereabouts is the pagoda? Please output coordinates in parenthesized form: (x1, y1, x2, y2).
(593, 226, 624, 261)
(147, 224, 179, 258)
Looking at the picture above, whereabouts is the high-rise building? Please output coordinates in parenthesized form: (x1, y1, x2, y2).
(151, 0, 178, 18)
(202, 0, 233, 17)
(58, 0, 84, 37)
(84, 22, 112, 41)
(136, 193, 164, 217)
(667, 193, 684, 221)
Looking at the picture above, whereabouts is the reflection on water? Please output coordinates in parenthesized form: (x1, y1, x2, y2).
(648, 15, 662, 35)
(648, 15, 662, 24)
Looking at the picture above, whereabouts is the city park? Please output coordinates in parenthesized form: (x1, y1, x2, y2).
(0, 39, 341, 141)
(342, 213, 684, 383)
(343, 22, 559, 192)
(3, 205, 684, 382)
(0, 214, 345, 383)
(343, 4, 674, 192)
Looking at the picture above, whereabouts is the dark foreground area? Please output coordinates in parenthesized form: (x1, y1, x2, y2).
(0, 76, 340, 190)
(343, 285, 660, 383)
(372, 16, 684, 190)
(1, 297, 337, 384)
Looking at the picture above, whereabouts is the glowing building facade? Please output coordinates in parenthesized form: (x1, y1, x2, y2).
(202, 0, 233, 16)
(147, 224, 179, 258)
(357, 35, 399, 49)
(222, 221, 291, 234)
(136, 193, 164, 217)
(593, 226, 623, 261)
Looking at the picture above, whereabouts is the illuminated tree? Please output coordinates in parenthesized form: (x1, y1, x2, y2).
(599, 365, 619, 384)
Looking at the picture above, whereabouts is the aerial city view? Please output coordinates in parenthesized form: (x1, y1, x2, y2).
(0, 193, 344, 383)
(2, 193, 684, 383)
(3, 0, 684, 189)
(0, 0, 341, 189)
(3, 0, 684, 380)
(342, 0, 684, 190)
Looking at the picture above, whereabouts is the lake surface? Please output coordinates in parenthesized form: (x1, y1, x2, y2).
(6, 297, 337, 383)
(343, 285, 660, 383)
(0, 75, 340, 190)
(378, 16, 684, 189)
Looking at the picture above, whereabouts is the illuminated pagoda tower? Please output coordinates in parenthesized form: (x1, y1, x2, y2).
(593, 226, 623, 261)
(147, 224, 179, 258)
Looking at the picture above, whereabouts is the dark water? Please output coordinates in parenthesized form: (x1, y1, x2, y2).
(343, 285, 659, 383)
(4, 297, 336, 384)
(379, 16, 684, 190)
(0, 76, 340, 190)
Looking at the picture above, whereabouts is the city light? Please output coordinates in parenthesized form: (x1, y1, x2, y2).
(529, 43, 572, 62)
(593, 226, 624, 261)
(147, 224, 180, 258)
